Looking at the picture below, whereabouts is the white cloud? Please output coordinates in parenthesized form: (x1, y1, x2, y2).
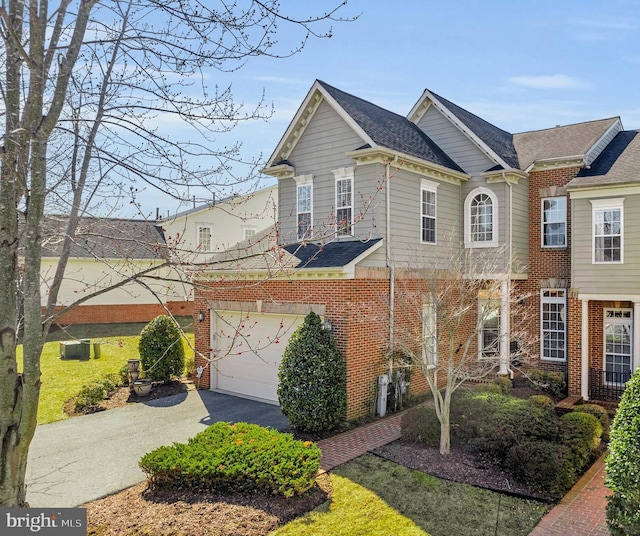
(508, 75, 589, 90)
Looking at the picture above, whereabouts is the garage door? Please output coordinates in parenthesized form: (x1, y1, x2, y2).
(210, 311, 305, 404)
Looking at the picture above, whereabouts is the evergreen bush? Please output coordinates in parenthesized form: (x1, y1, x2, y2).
(139, 315, 185, 383)
(526, 368, 566, 396)
(277, 311, 346, 433)
(139, 422, 320, 497)
(560, 411, 602, 472)
(75, 373, 122, 410)
(606, 368, 640, 535)
(528, 394, 555, 410)
(573, 403, 610, 442)
(506, 440, 576, 499)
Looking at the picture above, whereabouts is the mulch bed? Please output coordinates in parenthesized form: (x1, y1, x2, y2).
(63, 379, 192, 417)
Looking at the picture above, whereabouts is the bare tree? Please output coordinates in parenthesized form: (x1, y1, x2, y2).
(0, 0, 354, 507)
(389, 245, 535, 455)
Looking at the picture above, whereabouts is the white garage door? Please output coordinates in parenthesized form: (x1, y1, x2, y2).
(210, 311, 305, 404)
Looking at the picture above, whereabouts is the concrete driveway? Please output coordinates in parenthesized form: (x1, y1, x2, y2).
(25, 390, 289, 508)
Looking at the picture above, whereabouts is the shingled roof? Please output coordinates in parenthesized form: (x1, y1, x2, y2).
(568, 130, 640, 189)
(513, 117, 620, 170)
(318, 81, 464, 173)
(283, 239, 383, 269)
(40, 216, 167, 260)
(426, 90, 520, 170)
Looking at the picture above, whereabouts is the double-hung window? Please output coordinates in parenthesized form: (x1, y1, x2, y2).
(591, 198, 623, 263)
(422, 297, 437, 367)
(542, 197, 567, 247)
(421, 180, 437, 244)
(333, 167, 354, 235)
(541, 289, 566, 361)
(197, 225, 212, 251)
(465, 188, 498, 247)
(295, 175, 313, 240)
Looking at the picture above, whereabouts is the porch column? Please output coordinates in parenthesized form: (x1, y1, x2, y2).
(581, 299, 589, 400)
(634, 302, 640, 372)
(499, 279, 510, 376)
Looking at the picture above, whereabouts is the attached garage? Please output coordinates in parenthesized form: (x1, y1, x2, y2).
(210, 310, 306, 404)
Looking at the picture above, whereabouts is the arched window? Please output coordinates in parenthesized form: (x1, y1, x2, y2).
(465, 188, 498, 247)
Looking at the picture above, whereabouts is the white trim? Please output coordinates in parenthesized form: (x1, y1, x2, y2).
(603, 307, 633, 386)
(540, 289, 567, 362)
(581, 300, 589, 400)
(295, 176, 313, 240)
(569, 184, 640, 199)
(420, 182, 437, 245)
(541, 196, 567, 249)
(196, 224, 213, 252)
(333, 167, 355, 236)
(407, 89, 512, 170)
(584, 118, 623, 167)
(591, 198, 624, 264)
(464, 187, 499, 248)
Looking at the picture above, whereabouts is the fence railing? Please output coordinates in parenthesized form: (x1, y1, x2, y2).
(589, 368, 631, 401)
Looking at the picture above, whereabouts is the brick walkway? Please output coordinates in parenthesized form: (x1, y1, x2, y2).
(529, 454, 610, 535)
(316, 412, 402, 472)
(316, 414, 611, 535)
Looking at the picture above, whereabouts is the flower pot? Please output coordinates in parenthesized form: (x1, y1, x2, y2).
(133, 378, 152, 397)
(129, 370, 140, 382)
(127, 359, 140, 372)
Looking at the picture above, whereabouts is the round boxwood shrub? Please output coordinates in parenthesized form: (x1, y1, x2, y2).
(606, 368, 640, 535)
(139, 315, 185, 383)
(573, 404, 610, 442)
(506, 440, 576, 499)
(560, 411, 602, 472)
(277, 311, 346, 433)
(528, 394, 555, 410)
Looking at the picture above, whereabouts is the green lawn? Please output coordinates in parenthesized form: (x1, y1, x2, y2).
(18, 322, 195, 425)
(274, 454, 551, 536)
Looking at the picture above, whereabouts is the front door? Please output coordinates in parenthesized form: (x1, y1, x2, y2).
(604, 308, 633, 386)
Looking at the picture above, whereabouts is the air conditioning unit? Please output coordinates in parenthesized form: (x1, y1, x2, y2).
(59, 339, 91, 359)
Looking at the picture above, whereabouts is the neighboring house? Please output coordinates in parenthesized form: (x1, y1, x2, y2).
(160, 185, 278, 265)
(40, 216, 189, 325)
(192, 79, 638, 419)
(40, 186, 277, 325)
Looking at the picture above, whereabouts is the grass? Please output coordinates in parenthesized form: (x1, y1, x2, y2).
(18, 320, 195, 425)
(273, 454, 551, 536)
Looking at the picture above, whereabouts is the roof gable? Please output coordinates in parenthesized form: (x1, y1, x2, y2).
(513, 117, 621, 171)
(409, 89, 519, 170)
(265, 80, 463, 174)
(568, 130, 640, 190)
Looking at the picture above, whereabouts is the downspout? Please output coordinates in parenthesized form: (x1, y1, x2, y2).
(387, 158, 397, 379)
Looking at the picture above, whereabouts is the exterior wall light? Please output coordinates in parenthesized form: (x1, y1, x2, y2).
(198, 310, 205, 322)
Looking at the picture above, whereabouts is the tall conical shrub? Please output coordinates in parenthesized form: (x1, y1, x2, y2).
(278, 311, 346, 433)
(139, 315, 185, 383)
(606, 367, 640, 535)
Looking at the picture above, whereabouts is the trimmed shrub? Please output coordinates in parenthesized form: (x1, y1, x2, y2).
(277, 311, 346, 433)
(401, 405, 440, 446)
(526, 368, 566, 396)
(139, 422, 320, 498)
(75, 373, 122, 410)
(139, 315, 185, 383)
(606, 368, 640, 535)
(560, 411, 602, 472)
(573, 404, 610, 442)
(528, 394, 555, 410)
(506, 440, 576, 499)
(493, 375, 512, 394)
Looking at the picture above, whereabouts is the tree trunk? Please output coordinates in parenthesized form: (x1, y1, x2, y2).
(439, 392, 451, 455)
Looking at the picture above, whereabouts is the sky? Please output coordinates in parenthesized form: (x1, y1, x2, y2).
(137, 0, 640, 217)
